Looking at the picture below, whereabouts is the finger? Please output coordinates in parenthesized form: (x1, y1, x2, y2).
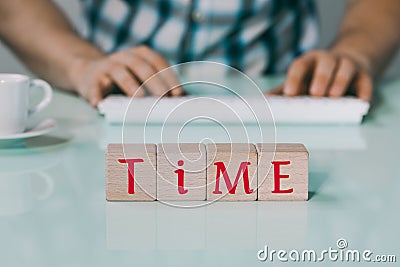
(79, 75, 107, 107)
(354, 72, 373, 102)
(328, 57, 356, 98)
(88, 87, 103, 107)
(265, 85, 283, 95)
(86, 77, 106, 107)
(108, 63, 142, 97)
(309, 54, 337, 97)
(134, 46, 183, 96)
(168, 80, 184, 96)
(284, 55, 314, 96)
(100, 75, 113, 90)
(98, 75, 116, 96)
(131, 81, 145, 98)
(122, 55, 169, 96)
(167, 83, 184, 97)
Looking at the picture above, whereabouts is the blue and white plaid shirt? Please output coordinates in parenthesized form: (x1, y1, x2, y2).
(81, 0, 318, 75)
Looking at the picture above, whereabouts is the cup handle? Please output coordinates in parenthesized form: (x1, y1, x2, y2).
(28, 79, 53, 116)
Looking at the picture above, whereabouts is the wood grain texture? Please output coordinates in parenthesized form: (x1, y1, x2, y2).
(106, 143, 309, 201)
(157, 143, 206, 200)
(257, 143, 308, 201)
(206, 143, 257, 201)
(106, 144, 156, 201)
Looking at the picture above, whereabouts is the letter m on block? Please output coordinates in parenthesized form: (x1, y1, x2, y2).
(213, 162, 254, 194)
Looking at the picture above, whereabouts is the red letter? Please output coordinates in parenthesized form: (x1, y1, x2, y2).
(271, 161, 293, 194)
(174, 160, 188, 194)
(213, 162, 254, 194)
(118, 158, 144, 194)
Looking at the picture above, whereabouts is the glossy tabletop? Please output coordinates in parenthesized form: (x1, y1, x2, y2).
(0, 77, 399, 266)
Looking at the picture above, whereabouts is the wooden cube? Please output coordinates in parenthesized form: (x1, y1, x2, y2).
(157, 143, 206, 200)
(257, 143, 308, 201)
(106, 144, 156, 201)
(206, 143, 257, 201)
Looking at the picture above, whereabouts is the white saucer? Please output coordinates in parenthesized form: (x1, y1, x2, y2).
(0, 119, 57, 140)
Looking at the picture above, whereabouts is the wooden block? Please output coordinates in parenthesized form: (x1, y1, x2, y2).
(257, 143, 308, 201)
(106, 144, 156, 201)
(206, 143, 257, 201)
(157, 143, 206, 200)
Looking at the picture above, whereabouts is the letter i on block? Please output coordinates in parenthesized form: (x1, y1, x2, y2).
(157, 143, 206, 200)
(206, 143, 257, 201)
(257, 144, 308, 201)
(106, 144, 156, 201)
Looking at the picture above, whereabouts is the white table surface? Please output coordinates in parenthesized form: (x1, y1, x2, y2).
(0, 76, 399, 266)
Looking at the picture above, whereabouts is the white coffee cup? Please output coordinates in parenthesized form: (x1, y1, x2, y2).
(0, 73, 53, 136)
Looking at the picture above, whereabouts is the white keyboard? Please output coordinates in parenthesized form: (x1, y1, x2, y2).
(98, 95, 370, 125)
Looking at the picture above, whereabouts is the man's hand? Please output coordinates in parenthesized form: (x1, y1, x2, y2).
(71, 45, 183, 107)
(267, 50, 373, 102)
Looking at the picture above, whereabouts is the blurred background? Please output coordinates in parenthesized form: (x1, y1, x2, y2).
(0, 0, 399, 78)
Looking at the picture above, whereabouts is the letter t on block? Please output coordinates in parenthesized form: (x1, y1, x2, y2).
(257, 144, 308, 201)
(106, 144, 156, 201)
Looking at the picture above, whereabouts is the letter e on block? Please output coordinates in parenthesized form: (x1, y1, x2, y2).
(206, 143, 257, 201)
(257, 144, 308, 201)
(106, 144, 156, 201)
